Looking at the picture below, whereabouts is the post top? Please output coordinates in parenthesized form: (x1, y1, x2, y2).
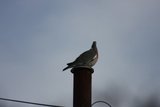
(71, 67, 94, 74)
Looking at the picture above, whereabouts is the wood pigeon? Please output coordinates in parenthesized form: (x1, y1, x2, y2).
(63, 41, 98, 71)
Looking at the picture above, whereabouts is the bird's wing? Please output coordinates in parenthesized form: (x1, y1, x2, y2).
(74, 49, 96, 64)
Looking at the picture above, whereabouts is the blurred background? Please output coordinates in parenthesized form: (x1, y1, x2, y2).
(0, 0, 160, 107)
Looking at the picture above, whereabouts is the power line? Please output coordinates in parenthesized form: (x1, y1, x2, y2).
(92, 100, 112, 107)
(0, 97, 64, 107)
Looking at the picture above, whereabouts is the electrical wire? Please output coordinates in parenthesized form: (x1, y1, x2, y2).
(0, 97, 64, 107)
(92, 100, 112, 107)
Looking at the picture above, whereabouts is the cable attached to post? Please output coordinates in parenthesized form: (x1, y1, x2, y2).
(92, 100, 112, 107)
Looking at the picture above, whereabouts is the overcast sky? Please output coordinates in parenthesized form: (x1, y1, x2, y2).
(0, 0, 160, 107)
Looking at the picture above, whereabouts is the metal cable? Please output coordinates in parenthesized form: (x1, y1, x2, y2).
(0, 97, 64, 107)
(92, 100, 112, 107)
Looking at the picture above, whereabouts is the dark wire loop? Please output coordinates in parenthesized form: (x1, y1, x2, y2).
(92, 101, 112, 107)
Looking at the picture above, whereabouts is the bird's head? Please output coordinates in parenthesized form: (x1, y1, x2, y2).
(91, 41, 97, 49)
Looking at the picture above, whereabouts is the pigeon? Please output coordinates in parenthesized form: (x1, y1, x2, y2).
(63, 41, 98, 71)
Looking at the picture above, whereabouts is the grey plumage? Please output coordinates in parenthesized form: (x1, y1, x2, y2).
(63, 41, 98, 71)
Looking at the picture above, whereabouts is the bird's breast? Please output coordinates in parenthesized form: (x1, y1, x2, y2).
(89, 54, 98, 67)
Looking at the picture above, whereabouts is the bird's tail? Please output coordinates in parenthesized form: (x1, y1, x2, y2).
(63, 62, 75, 71)
(67, 62, 74, 66)
(63, 66, 71, 71)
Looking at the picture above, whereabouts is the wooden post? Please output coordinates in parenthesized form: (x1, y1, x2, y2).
(71, 67, 94, 107)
